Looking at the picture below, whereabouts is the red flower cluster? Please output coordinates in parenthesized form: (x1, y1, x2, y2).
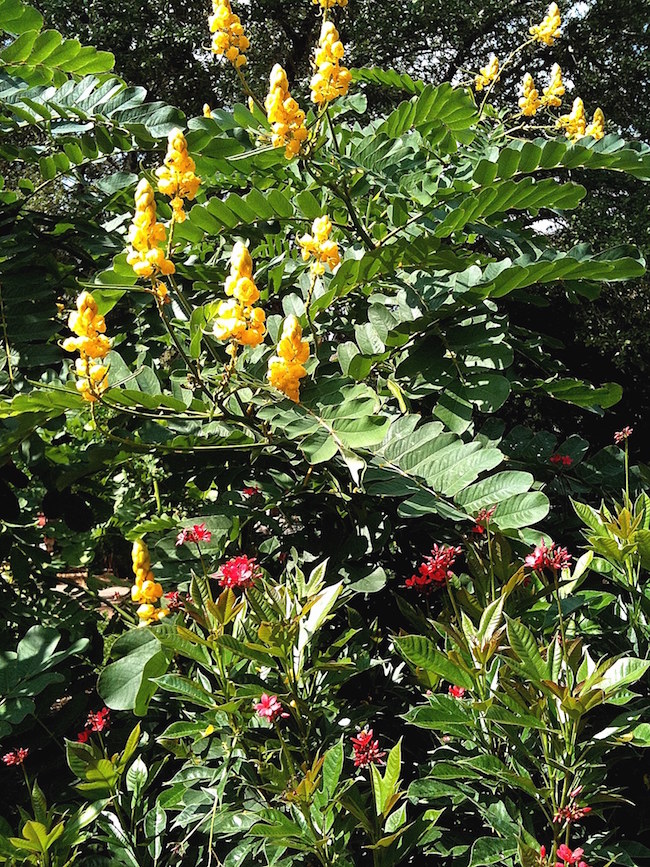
(350, 728, 386, 768)
(254, 693, 288, 723)
(555, 844, 590, 867)
(525, 539, 572, 572)
(242, 486, 261, 497)
(213, 555, 261, 590)
(553, 785, 592, 824)
(614, 426, 633, 444)
(77, 707, 110, 742)
(448, 685, 466, 698)
(405, 544, 462, 593)
(553, 804, 592, 824)
(2, 747, 28, 766)
(164, 590, 185, 612)
(550, 454, 573, 467)
(176, 522, 212, 546)
(472, 506, 496, 535)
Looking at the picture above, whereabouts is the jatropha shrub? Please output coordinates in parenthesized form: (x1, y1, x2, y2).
(2, 0, 650, 865)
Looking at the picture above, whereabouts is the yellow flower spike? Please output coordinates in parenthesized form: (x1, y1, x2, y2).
(130, 539, 167, 625)
(209, 0, 249, 68)
(155, 128, 201, 224)
(132, 538, 151, 570)
(313, 0, 347, 7)
(265, 64, 308, 160)
(541, 63, 565, 108)
(203, 104, 213, 118)
(529, 2, 562, 46)
(64, 291, 111, 402)
(126, 179, 175, 280)
(310, 21, 351, 106)
(474, 56, 499, 92)
(136, 603, 169, 626)
(518, 73, 542, 117)
(213, 244, 266, 349)
(267, 315, 310, 403)
(131, 578, 164, 605)
(557, 96, 587, 141)
(585, 107, 605, 141)
(298, 215, 341, 274)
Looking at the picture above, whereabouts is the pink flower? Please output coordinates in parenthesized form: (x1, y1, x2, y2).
(350, 728, 386, 768)
(2, 748, 29, 766)
(254, 693, 289, 723)
(525, 539, 572, 573)
(448, 685, 466, 699)
(540, 846, 547, 861)
(472, 506, 496, 535)
(550, 454, 573, 467)
(164, 590, 184, 612)
(86, 707, 110, 733)
(176, 523, 212, 546)
(242, 486, 261, 497)
(555, 844, 589, 867)
(405, 544, 463, 593)
(614, 426, 633, 444)
(212, 555, 261, 590)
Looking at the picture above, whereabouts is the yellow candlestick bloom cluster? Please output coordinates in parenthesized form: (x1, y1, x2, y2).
(212, 243, 266, 353)
(126, 179, 175, 279)
(519, 73, 542, 116)
(267, 315, 309, 403)
(63, 292, 110, 402)
(557, 97, 586, 141)
(529, 2, 561, 46)
(298, 215, 341, 275)
(155, 128, 201, 224)
(131, 539, 167, 626)
(313, 0, 348, 7)
(265, 64, 308, 159)
(209, 0, 249, 68)
(474, 56, 499, 92)
(541, 63, 565, 107)
(585, 107, 605, 140)
(310, 21, 351, 106)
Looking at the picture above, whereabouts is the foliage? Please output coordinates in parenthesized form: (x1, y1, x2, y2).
(1, 1, 650, 866)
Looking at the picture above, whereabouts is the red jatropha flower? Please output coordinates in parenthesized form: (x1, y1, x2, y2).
(448, 685, 466, 699)
(212, 555, 261, 590)
(86, 707, 110, 733)
(405, 544, 463, 593)
(540, 846, 547, 862)
(525, 539, 572, 572)
(555, 844, 590, 867)
(176, 522, 212, 546)
(614, 426, 633, 444)
(242, 486, 261, 497)
(550, 454, 573, 467)
(553, 804, 592, 824)
(350, 728, 386, 768)
(254, 693, 289, 723)
(77, 729, 91, 743)
(164, 590, 184, 612)
(472, 506, 496, 535)
(553, 784, 592, 824)
(2, 748, 29, 766)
